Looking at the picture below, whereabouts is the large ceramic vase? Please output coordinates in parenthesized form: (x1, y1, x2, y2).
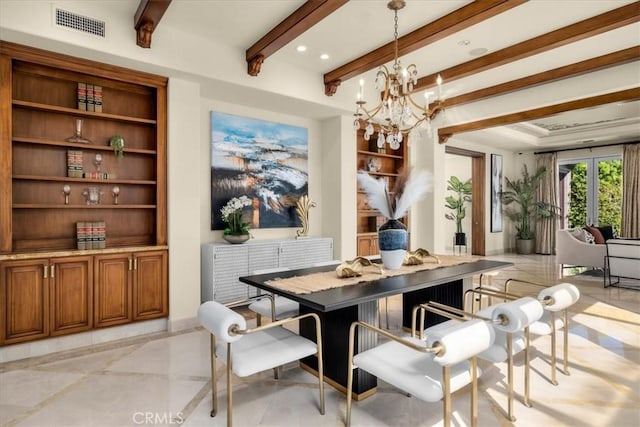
(378, 219, 408, 269)
(223, 233, 250, 244)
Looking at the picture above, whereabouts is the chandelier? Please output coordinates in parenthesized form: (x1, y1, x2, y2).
(353, 0, 444, 150)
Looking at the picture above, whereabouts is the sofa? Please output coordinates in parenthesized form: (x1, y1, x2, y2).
(605, 239, 640, 287)
(556, 229, 606, 271)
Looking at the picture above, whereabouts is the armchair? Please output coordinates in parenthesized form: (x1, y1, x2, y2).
(556, 229, 606, 272)
(198, 300, 325, 427)
(413, 296, 543, 422)
(345, 317, 494, 427)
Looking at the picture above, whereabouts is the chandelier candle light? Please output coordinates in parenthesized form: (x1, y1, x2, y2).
(354, 0, 444, 149)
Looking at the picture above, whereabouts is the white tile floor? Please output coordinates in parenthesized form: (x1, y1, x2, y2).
(1, 254, 639, 426)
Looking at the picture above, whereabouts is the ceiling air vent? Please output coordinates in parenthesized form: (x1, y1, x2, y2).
(55, 8, 105, 37)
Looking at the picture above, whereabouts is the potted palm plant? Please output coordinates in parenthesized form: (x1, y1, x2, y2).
(444, 176, 472, 246)
(501, 165, 558, 254)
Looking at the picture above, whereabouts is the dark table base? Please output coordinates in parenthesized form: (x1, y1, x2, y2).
(299, 280, 463, 397)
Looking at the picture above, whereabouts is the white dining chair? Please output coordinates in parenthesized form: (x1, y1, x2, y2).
(503, 280, 580, 386)
(414, 295, 544, 422)
(247, 267, 297, 325)
(198, 300, 325, 427)
(345, 317, 495, 427)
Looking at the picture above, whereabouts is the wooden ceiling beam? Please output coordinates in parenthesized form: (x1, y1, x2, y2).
(323, 0, 527, 96)
(134, 0, 172, 48)
(416, 1, 640, 92)
(246, 0, 348, 77)
(437, 87, 640, 144)
(444, 46, 640, 108)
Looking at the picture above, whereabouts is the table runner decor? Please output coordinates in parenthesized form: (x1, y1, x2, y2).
(335, 257, 384, 278)
(266, 254, 479, 295)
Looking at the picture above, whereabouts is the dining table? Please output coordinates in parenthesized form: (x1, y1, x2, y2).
(239, 257, 512, 399)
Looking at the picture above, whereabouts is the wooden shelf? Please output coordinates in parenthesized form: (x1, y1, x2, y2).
(358, 209, 382, 216)
(13, 175, 156, 185)
(12, 100, 157, 125)
(357, 150, 404, 160)
(365, 171, 399, 178)
(13, 204, 157, 209)
(13, 136, 157, 155)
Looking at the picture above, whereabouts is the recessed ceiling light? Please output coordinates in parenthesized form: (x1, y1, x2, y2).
(320, 53, 329, 60)
(458, 40, 470, 46)
(296, 45, 307, 52)
(469, 47, 488, 56)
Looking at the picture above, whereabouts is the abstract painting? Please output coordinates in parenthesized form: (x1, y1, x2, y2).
(491, 154, 503, 232)
(210, 112, 308, 230)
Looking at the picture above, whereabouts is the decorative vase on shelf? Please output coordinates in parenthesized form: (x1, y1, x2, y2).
(223, 233, 250, 244)
(378, 219, 408, 269)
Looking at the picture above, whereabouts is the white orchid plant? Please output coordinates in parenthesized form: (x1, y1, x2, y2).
(221, 195, 252, 235)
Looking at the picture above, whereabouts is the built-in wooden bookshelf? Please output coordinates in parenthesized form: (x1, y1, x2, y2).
(0, 42, 168, 345)
(355, 126, 407, 256)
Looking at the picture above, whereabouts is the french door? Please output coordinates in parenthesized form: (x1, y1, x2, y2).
(558, 156, 622, 230)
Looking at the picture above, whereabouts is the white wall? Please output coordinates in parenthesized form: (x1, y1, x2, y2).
(320, 116, 357, 260)
(167, 78, 202, 330)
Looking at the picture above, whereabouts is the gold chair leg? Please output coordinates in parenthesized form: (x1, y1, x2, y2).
(524, 327, 532, 407)
(507, 333, 516, 421)
(227, 343, 233, 427)
(316, 323, 325, 415)
(443, 366, 451, 427)
(471, 357, 478, 427)
(562, 309, 570, 376)
(210, 334, 218, 417)
(550, 311, 558, 386)
(346, 324, 356, 426)
(256, 313, 262, 327)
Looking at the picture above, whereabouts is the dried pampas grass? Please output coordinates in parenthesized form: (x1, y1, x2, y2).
(358, 168, 432, 220)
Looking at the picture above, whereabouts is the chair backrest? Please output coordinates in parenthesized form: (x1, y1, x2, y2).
(198, 300, 247, 343)
(538, 283, 580, 312)
(427, 319, 495, 366)
(490, 296, 544, 332)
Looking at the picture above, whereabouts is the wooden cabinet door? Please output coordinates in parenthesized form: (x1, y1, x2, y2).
(0, 259, 50, 345)
(94, 254, 132, 328)
(357, 235, 379, 256)
(50, 256, 93, 336)
(132, 250, 168, 320)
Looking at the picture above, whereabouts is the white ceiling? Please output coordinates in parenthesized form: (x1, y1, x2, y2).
(110, 1, 640, 151)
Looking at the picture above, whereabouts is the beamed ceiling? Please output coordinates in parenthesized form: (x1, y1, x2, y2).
(152, 0, 639, 151)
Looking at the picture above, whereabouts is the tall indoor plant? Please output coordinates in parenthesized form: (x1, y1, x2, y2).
(501, 165, 558, 254)
(444, 176, 472, 246)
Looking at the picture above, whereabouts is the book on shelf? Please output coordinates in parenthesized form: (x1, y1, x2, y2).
(83, 172, 116, 180)
(93, 85, 102, 113)
(67, 150, 84, 178)
(86, 84, 95, 112)
(76, 221, 106, 250)
(76, 221, 86, 250)
(77, 82, 87, 110)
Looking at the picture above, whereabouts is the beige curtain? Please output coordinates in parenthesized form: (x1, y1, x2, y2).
(621, 143, 640, 238)
(536, 152, 558, 254)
